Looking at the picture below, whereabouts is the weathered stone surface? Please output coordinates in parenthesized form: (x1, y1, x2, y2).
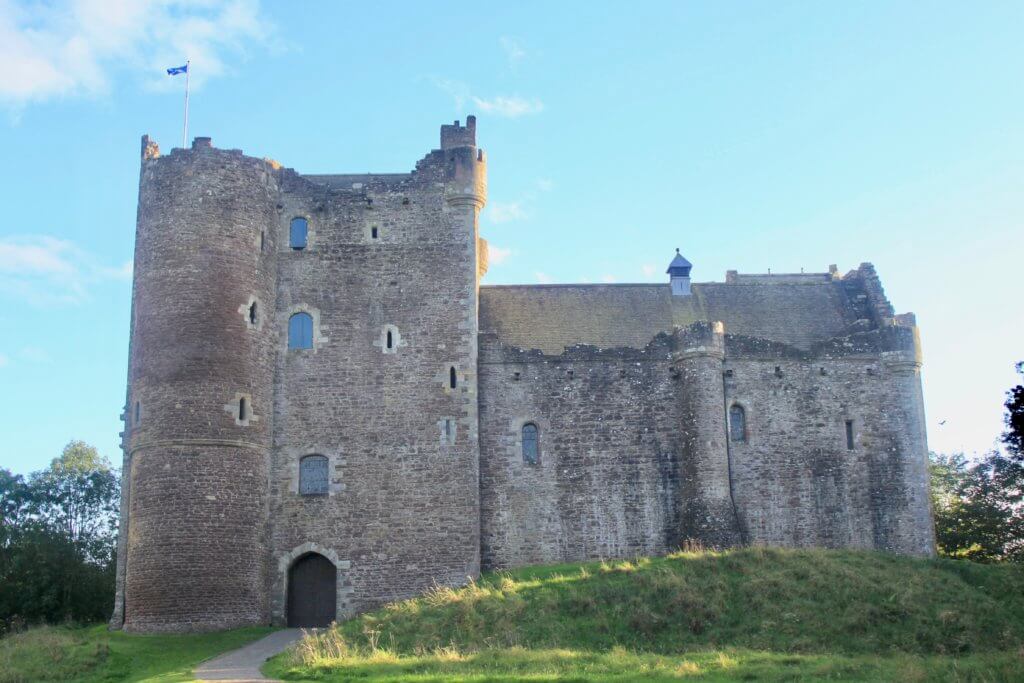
(112, 118, 934, 633)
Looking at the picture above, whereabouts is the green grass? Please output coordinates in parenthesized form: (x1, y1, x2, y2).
(0, 623, 274, 683)
(267, 547, 1024, 681)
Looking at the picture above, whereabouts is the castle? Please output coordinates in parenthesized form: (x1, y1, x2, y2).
(111, 117, 935, 632)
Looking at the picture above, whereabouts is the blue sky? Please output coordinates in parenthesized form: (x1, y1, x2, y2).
(1, 1, 1021, 474)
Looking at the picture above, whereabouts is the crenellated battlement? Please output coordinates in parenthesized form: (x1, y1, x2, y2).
(441, 115, 477, 149)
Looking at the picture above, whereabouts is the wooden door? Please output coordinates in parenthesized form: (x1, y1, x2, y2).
(286, 553, 337, 627)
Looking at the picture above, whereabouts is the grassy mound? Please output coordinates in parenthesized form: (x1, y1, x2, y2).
(269, 547, 1024, 681)
(0, 623, 274, 683)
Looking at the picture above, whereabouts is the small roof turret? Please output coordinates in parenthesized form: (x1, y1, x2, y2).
(666, 248, 692, 277)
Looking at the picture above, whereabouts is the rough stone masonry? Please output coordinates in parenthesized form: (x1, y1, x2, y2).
(110, 117, 935, 633)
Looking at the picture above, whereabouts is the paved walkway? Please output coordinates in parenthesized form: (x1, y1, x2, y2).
(194, 629, 305, 682)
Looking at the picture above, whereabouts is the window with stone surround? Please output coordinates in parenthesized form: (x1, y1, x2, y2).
(729, 404, 746, 442)
(522, 423, 539, 464)
(299, 455, 329, 495)
(290, 217, 308, 250)
(289, 313, 314, 350)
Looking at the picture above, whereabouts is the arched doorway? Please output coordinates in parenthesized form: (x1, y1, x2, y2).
(286, 552, 337, 627)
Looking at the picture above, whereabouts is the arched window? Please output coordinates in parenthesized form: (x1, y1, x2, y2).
(729, 404, 746, 442)
(522, 423, 539, 464)
(449, 366, 457, 389)
(386, 330, 394, 350)
(289, 312, 314, 349)
(299, 455, 329, 495)
(289, 217, 308, 250)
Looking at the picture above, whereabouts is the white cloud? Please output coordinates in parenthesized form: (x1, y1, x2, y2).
(0, 0, 274, 107)
(486, 201, 526, 224)
(432, 77, 543, 119)
(600, 275, 617, 283)
(487, 244, 512, 265)
(0, 235, 131, 305)
(535, 272, 553, 284)
(99, 260, 133, 279)
(471, 95, 543, 118)
(641, 264, 657, 278)
(20, 346, 51, 363)
(500, 36, 526, 66)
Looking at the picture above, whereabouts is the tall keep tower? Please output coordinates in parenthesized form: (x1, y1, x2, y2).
(113, 119, 487, 631)
(112, 136, 280, 631)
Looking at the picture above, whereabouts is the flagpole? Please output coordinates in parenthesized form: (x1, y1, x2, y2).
(182, 60, 190, 148)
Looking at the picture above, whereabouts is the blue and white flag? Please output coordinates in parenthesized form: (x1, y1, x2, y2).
(166, 64, 188, 76)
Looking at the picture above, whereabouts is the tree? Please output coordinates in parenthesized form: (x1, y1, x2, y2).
(29, 441, 119, 565)
(1003, 361, 1024, 460)
(0, 442, 119, 632)
(931, 451, 1023, 562)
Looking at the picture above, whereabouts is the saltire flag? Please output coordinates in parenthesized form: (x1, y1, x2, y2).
(167, 64, 188, 76)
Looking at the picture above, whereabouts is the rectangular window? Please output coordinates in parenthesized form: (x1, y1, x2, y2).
(289, 217, 308, 250)
(299, 456, 329, 495)
(845, 420, 855, 450)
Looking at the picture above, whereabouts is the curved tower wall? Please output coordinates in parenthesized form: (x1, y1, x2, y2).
(672, 322, 744, 547)
(120, 137, 279, 632)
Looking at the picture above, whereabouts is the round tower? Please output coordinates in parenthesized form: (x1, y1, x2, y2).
(117, 136, 279, 632)
(673, 321, 744, 547)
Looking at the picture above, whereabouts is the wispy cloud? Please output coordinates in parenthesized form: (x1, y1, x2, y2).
(500, 36, 526, 67)
(432, 78, 544, 119)
(472, 95, 543, 118)
(19, 346, 50, 363)
(486, 201, 527, 224)
(536, 178, 554, 192)
(0, 0, 274, 108)
(487, 244, 512, 265)
(641, 264, 658, 278)
(0, 353, 8, 368)
(535, 272, 553, 284)
(0, 235, 131, 305)
(600, 275, 617, 283)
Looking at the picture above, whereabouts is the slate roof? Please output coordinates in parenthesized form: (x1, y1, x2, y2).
(666, 250, 693, 273)
(479, 279, 866, 354)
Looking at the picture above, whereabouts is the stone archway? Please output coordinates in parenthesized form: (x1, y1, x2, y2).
(286, 552, 337, 627)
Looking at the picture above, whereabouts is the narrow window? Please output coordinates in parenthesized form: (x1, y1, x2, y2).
(299, 455, 329, 495)
(449, 366, 457, 389)
(729, 404, 746, 442)
(386, 330, 393, 350)
(371, 226, 379, 239)
(259, 230, 265, 252)
(248, 301, 258, 325)
(443, 418, 456, 444)
(288, 312, 314, 350)
(522, 423, 539, 464)
(289, 217, 308, 250)
(238, 397, 247, 421)
(845, 420, 855, 450)
(134, 401, 140, 424)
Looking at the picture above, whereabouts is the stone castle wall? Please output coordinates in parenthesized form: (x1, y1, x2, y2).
(113, 119, 934, 633)
(118, 139, 279, 631)
(265, 140, 484, 621)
